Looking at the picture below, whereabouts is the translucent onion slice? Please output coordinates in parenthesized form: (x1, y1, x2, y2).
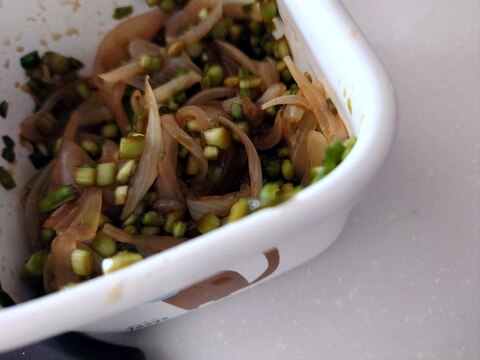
(103, 224, 185, 253)
(176, 105, 214, 130)
(153, 71, 202, 103)
(166, 0, 223, 45)
(50, 233, 79, 291)
(284, 104, 306, 123)
(283, 56, 348, 142)
(306, 130, 328, 169)
(99, 82, 131, 135)
(121, 77, 163, 220)
(253, 110, 285, 150)
(93, 9, 166, 76)
(185, 87, 237, 106)
(162, 114, 208, 180)
(256, 83, 287, 107)
(187, 185, 250, 220)
(128, 39, 164, 59)
(98, 62, 144, 85)
(261, 95, 310, 110)
(222, 96, 261, 127)
(156, 116, 186, 211)
(218, 116, 262, 197)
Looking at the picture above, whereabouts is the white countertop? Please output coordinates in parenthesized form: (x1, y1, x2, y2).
(96, 1, 480, 358)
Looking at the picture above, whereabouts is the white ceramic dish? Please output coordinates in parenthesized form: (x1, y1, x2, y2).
(0, 0, 396, 352)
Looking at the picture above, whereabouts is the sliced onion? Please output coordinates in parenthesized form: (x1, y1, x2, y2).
(257, 57, 280, 88)
(100, 139, 119, 163)
(187, 184, 250, 220)
(153, 71, 202, 103)
(176, 105, 214, 130)
(77, 102, 113, 127)
(186, 87, 237, 106)
(214, 40, 258, 75)
(253, 110, 284, 150)
(121, 77, 163, 220)
(218, 116, 262, 197)
(256, 83, 287, 107)
(223, 2, 262, 22)
(261, 95, 310, 110)
(162, 114, 208, 180)
(156, 115, 186, 211)
(50, 233, 79, 291)
(93, 9, 166, 76)
(283, 56, 348, 142)
(51, 140, 93, 190)
(284, 104, 306, 123)
(288, 112, 317, 179)
(98, 62, 144, 85)
(103, 224, 185, 253)
(154, 198, 185, 213)
(99, 82, 131, 135)
(306, 130, 328, 169)
(166, 0, 222, 45)
(128, 39, 164, 59)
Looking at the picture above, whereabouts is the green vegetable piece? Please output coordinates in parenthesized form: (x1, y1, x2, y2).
(80, 139, 100, 158)
(113, 5, 133, 20)
(230, 102, 244, 121)
(342, 137, 357, 160)
(75, 165, 97, 187)
(140, 54, 163, 72)
(115, 185, 129, 206)
(41, 228, 56, 243)
(142, 211, 165, 227)
(102, 251, 143, 274)
(197, 212, 221, 234)
(164, 210, 183, 233)
(262, 156, 281, 179)
(119, 135, 145, 161)
(91, 232, 117, 258)
(204, 65, 224, 87)
(203, 126, 231, 150)
(76, 83, 91, 100)
(2, 147, 15, 163)
(172, 220, 187, 238)
(20, 51, 41, 70)
(2, 135, 14, 149)
(140, 226, 161, 236)
(259, 0, 278, 22)
(96, 162, 118, 186)
(43, 51, 71, 75)
(71, 249, 94, 276)
(228, 198, 249, 223)
(36, 113, 56, 136)
(0, 166, 16, 190)
(281, 159, 294, 181)
(38, 185, 77, 212)
(259, 182, 280, 204)
(116, 159, 136, 185)
(203, 145, 220, 161)
(0, 101, 8, 119)
(102, 123, 120, 139)
(310, 141, 346, 183)
(23, 250, 49, 279)
(0, 283, 15, 308)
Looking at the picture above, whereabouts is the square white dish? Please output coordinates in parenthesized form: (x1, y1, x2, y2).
(0, 0, 396, 352)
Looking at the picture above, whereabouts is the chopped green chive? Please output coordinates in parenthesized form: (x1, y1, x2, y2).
(140, 226, 161, 236)
(259, 0, 278, 22)
(38, 185, 77, 212)
(0, 101, 8, 119)
(96, 162, 118, 186)
(22, 250, 49, 279)
(197, 212, 221, 234)
(1, 147, 15, 163)
(119, 135, 145, 161)
(20, 51, 41, 70)
(43, 52, 72, 75)
(203, 145, 220, 161)
(164, 210, 183, 233)
(172, 220, 187, 238)
(102, 123, 120, 139)
(228, 198, 249, 223)
(36, 113, 56, 136)
(281, 159, 294, 181)
(203, 127, 231, 150)
(116, 159, 136, 185)
(140, 54, 163, 72)
(142, 211, 164, 227)
(2, 135, 14, 149)
(113, 5, 133, 20)
(91, 232, 117, 258)
(80, 139, 100, 158)
(75, 165, 97, 187)
(41, 228, 56, 243)
(76, 83, 91, 100)
(0, 166, 17, 190)
(185, 154, 199, 176)
(71, 249, 94, 276)
(102, 251, 143, 274)
(115, 185, 129, 206)
(230, 102, 244, 121)
(203, 65, 224, 88)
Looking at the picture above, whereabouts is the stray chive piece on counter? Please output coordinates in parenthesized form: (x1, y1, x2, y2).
(38, 185, 77, 212)
(71, 249, 94, 277)
(113, 5, 133, 20)
(102, 252, 143, 274)
(0, 100, 8, 119)
(0, 166, 16, 190)
(2, 135, 15, 163)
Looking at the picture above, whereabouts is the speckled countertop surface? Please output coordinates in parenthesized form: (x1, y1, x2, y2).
(92, 1, 480, 359)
